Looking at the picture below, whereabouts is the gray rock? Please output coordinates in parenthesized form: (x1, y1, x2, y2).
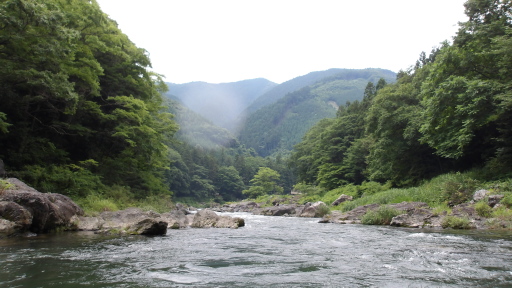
(161, 209, 190, 229)
(0, 178, 83, 235)
(191, 209, 244, 229)
(390, 208, 435, 228)
(321, 203, 380, 224)
(78, 208, 168, 235)
(300, 201, 328, 217)
(488, 195, 504, 207)
(473, 189, 491, 202)
(257, 204, 298, 216)
(331, 194, 353, 206)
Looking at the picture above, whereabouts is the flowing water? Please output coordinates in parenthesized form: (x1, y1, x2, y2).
(1, 212, 512, 287)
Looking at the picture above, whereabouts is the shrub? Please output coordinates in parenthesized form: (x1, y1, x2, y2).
(315, 204, 331, 218)
(441, 216, 472, 229)
(432, 203, 452, 216)
(442, 174, 479, 206)
(0, 179, 13, 195)
(475, 201, 493, 218)
(500, 194, 512, 208)
(76, 194, 119, 216)
(361, 205, 403, 225)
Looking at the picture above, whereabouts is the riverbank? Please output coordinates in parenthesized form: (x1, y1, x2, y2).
(0, 178, 244, 238)
(212, 186, 512, 230)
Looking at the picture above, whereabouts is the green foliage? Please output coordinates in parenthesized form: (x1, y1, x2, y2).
(500, 194, 512, 208)
(315, 204, 331, 218)
(0, 0, 178, 199)
(475, 201, 493, 218)
(76, 194, 119, 216)
(442, 174, 479, 205)
(0, 180, 13, 194)
(361, 206, 404, 225)
(441, 216, 472, 229)
(239, 69, 396, 157)
(432, 203, 452, 216)
(243, 167, 283, 199)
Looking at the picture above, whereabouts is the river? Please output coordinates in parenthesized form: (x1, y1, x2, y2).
(1, 212, 512, 287)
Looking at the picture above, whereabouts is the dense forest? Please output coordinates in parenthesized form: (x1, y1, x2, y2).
(237, 69, 396, 156)
(1, 0, 511, 214)
(291, 0, 512, 190)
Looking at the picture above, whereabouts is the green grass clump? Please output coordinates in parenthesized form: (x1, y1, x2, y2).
(475, 201, 493, 218)
(500, 194, 512, 208)
(76, 194, 119, 216)
(432, 203, 452, 216)
(0, 179, 13, 194)
(441, 216, 472, 229)
(361, 205, 404, 225)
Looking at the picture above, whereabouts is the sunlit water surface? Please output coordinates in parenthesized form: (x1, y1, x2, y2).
(1, 212, 512, 287)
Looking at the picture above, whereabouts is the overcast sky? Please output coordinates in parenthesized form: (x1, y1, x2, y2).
(96, 0, 468, 84)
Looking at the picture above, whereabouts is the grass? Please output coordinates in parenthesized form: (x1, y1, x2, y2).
(361, 205, 404, 225)
(441, 216, 472, 229)
(474, 201, 493, 218)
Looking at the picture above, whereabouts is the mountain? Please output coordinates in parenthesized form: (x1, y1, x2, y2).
(237, 68, 396, 157)
(165, 78, 277, 131)
(244, 68, 352, 114)
(165, 97, 238, 150)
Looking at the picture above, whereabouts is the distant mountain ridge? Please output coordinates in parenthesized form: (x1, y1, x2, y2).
(237, 68, 397, 156)
(166, 78, 277, 130)
(165, 97, 238, 150)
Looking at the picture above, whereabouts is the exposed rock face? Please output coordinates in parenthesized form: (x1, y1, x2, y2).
(473, 189, 491, 202)
(76, 208, 168, 235)
(322, 202, 430, 225)
(300, 201, 328, 217)
(161, 209, 190, 229)
(331, 194, 353, 206)
(191, 209, 245, 229)
(390, 208, 440, 228)
(322, 203, 380, 224)
(256, 204, 298, 216)
(0, 178, 83, 236)
(488, 195, 504, 207)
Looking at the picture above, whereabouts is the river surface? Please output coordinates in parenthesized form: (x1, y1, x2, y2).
(1, 212, 512, 287)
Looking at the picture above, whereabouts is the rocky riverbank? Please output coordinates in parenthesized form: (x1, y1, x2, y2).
(0, 178, 244, 238)
(210, 190, 511, 230)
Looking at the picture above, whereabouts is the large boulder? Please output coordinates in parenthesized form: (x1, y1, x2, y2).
(0, 178, 83, 235)
(77, 208, 168, 235)
(473, 189, 491, 202)
(331, 194, 353, 206)
(321, 203, 380, 224)
(300, 201, 328, 217)
(161, 209, 190, 229)
(256, 204, 298, 216)
(191, 210, 245, 228)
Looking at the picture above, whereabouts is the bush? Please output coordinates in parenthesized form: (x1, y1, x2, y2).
(0, 179, 13, 195)
(315, 204, 331, 218)
(500, 194, 512, 208)
(76, 194, 119, 216)
(441, 216, 472, 229)
(442, 174, 479, 206)
(432, 203, 452, 216)
(361, 205, 403, 225)
(475, 201, 493, 218)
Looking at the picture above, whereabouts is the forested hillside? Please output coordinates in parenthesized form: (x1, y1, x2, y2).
(238, 69, 396, 157)
(166, 78, 276, 131)
(244, 68, 396, 114)
(291, 0, 512, 190)
(0, 0, 177, 201)
(165, 98, 238, 150)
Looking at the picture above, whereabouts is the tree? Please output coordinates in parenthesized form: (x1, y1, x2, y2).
(242, 167, 283, 198)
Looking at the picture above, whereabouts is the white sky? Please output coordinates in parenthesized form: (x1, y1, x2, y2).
(96, 0, 468, 84)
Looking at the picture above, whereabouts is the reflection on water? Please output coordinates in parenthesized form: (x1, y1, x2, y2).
(1, 213, 512, 287)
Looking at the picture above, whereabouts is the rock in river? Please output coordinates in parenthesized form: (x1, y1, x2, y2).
(0, 178, 83, 236)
